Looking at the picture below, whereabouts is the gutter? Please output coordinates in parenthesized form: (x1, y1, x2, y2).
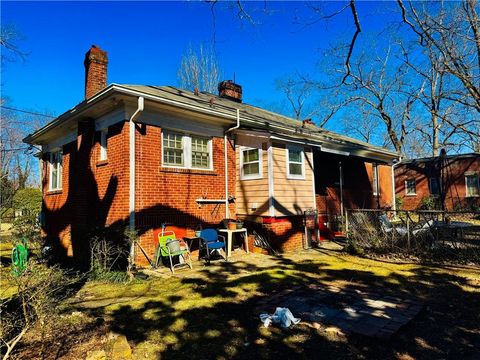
(129, 96, 144, 265)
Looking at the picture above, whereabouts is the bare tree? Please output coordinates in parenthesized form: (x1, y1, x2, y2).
(398, 0, 480, 113)
(0, 24, 28, 64)
(177, 43, 223, 94)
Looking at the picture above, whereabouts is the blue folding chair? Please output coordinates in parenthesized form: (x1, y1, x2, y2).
(199, 229, 227, 263)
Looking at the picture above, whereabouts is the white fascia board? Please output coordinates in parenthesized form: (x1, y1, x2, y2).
(95, 106, 127, 131)
(43, 131, 77, 152)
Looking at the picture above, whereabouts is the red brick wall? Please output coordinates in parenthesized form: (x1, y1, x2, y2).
(262, 217, 304, 252)
(395, 156, 480, 210)
(42, 120, 130, 267)
(134, 124, 236, 265)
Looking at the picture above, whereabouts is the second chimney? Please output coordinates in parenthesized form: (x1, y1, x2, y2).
(84, 45, 108, 99)
(218, 80, 242, 103)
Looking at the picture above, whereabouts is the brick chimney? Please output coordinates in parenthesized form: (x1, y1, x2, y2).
(218, 80, 242, 103)
(84, 45, 108, 99)
(302, 118, 314, 127)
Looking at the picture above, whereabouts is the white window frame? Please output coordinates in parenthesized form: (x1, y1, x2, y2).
(240, 146, 263, 180)
(99, 129, 108, 161)
(429, 177, 440, 196)
(49, 149, 63, 191)
(405, 179, 416, 196)
(465, 172, 480, 198)
(372, 163, 379, 196)
(161, 131, 213, 171)
(286, 145, 305, 180)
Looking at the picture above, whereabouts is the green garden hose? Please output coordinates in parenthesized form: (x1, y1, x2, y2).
(11, 238, 28, 276)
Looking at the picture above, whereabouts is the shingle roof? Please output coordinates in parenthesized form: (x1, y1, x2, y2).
(118, 84, 397, 157)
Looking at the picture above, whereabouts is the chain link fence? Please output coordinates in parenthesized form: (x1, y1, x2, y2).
(346, 209, 480, 263)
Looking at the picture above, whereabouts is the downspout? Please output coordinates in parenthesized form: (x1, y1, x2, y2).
(224, 109, 241, 219)
(391, 156, 402, 217)
(129, 96, 144, 263)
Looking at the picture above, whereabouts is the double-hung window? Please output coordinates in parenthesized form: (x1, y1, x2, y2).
(240, 147, 262, 179)
(372, 163, 380, 196)
(286, 146, 305, 179)
(466, 173, 480, 197)
(99, 129, 108, 161)
(162, 131, 212, 170)
(405, 179, 416, 195)
(49, 149, 63, 191)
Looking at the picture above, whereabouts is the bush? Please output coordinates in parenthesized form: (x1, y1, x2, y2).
(11, 188, 42, 246)
(89, 226, 132, 282)
(418, 195, 440, 210)
(395, 195, 404, 210)
(0, 263, 81, 358)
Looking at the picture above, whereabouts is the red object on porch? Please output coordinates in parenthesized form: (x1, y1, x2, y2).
(318, 215, 335, 241)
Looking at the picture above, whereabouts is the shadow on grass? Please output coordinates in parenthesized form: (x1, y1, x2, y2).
(74, 253, 480, 360)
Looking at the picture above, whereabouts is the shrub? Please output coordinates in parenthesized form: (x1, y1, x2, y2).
(11, 188, 42, 246)
(89, 226, 132, 282)
(0, 263, 81, 358)
(395, 195, 404, 210)
(418, 195, 440, 210)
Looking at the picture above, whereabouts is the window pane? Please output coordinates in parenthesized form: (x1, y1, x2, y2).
(288, 149, 302, 163)
(289, 163, 302, 175)
(244, 163, 259, 176)
(430, 178, 440, 195)
(466, 175, 479, 196)
(191, 136, 210, 168)
(243, 149, 259, 163)
(163, 132, 184, 166)
(406, 179, 416, 194)
(51, 163, 58, 189)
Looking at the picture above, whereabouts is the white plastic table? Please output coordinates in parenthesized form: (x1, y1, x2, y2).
(218, 228, 249, 259)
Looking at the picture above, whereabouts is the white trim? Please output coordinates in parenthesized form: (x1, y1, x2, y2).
(465, 172, 480, 198)
(286, 145, 306, 180)
(267, 142, 275, 217)
(48, 148, 63, 191)
(95, 107, 126, 131)
(43, 131, 76, 152)
(161, 130, 214, 171)
(405, 179, 416, 196)
(310, 149, 317, 209)
(240, 146, 263, 180)
(321, 147, 350, 156)
(99, 129, 108, 161)
(372, 163, 379, 196)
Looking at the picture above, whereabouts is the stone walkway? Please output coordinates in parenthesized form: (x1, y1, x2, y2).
(255, 284, 424, 339)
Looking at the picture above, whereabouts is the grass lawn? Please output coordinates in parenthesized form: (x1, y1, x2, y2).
(3, 247, 480, 359)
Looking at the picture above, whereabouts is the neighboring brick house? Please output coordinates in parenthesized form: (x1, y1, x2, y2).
(24, 45, 398, 267)
(395, 153, 480, 211)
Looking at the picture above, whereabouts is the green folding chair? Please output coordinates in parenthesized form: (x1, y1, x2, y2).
(155, 231, 193, 273)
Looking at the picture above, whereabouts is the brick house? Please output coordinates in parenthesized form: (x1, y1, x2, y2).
(395, 153, 480, 211)
(24, 46, 398, 267)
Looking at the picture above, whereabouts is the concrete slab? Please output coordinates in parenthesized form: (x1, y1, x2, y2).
(256, 284, 424, 340)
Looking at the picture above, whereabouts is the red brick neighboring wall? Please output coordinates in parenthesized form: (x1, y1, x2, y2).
(395, 156, 480, 210)
(134, 124, 236, 265)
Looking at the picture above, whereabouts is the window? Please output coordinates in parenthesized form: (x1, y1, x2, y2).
(162, 131, 212, 170)
(99, 130, 108, 161)
(429, 177, 440, 196)
(163, 132, 184, 167)
(49, 149, 62, 191)
(405, 179, 416, 195)
(466, 173, 480, 197)
(372, 163, 379, 196)
(241, 147, 262, 179)
(191, 136, 210, 169)
(286, 146, 304, 179)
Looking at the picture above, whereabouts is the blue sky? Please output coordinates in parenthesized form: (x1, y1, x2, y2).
(2, 1, 396, 127)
